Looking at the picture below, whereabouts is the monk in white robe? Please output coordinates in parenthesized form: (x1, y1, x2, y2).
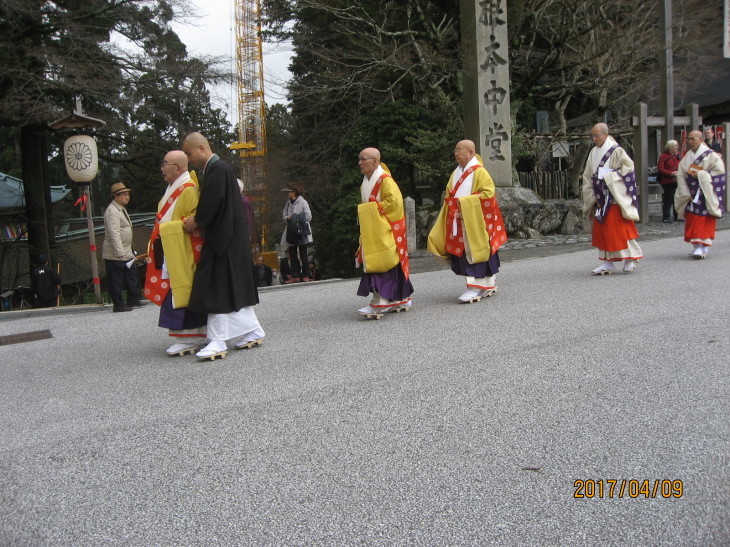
(675, 130, 726, 258)
(582, 123, 643, 275)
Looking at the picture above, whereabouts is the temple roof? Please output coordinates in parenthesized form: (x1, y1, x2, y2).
(0, 172, 71, 211)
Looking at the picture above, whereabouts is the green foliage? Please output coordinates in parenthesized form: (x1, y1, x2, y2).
(340, 101, 428, 195)
(311, 171, 361, 279)
(0, 0, 237, 213)
(0, 128, 21, 178)
(404, 90, 464, 197)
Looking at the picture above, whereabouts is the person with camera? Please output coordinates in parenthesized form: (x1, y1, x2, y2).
(280, 183, 313, 283)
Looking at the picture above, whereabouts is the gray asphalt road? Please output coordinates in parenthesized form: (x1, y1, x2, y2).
(1, 235, 728, 545)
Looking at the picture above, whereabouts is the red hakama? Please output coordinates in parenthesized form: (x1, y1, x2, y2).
(592, 204, 640, 254)
(684, 212, 717, 244)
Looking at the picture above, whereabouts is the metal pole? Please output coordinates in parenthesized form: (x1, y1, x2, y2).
(82, 184, 103, 304)
(659, 0, 674, 142)
(634, 103, 649, 224)
(722, 122, 730, 213)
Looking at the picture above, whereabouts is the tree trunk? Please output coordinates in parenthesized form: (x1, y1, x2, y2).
(21, 123, 53, 265)
(570, 139, 591, 197)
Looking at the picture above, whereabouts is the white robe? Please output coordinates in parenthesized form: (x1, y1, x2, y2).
(581, 137, 642, 261)
(208, 309, 265, 343)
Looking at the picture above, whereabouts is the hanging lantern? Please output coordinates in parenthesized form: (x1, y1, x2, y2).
(63, 135, 98, 183)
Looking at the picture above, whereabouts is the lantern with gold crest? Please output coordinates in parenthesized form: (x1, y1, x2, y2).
(49, 99, 106, 304)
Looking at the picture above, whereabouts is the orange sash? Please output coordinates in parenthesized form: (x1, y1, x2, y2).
(144, 183, 202, 305)
(445, 165, 483, 257)
(445, 165, 507, 257)
(356, 173, 411, 279)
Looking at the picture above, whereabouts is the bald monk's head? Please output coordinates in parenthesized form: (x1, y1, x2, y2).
(182, 132, 213, 169)
(161, 150, 188, 185)
(688, 130, 703, 152)
(590, 123, 609, 147)
(454, 139, 476, 168)
(358, 147, 381, 178)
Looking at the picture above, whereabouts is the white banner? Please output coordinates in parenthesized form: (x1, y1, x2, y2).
(725, 0, 730, 58)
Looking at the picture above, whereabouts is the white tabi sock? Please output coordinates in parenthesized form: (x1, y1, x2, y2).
(370, 290, 391, 308)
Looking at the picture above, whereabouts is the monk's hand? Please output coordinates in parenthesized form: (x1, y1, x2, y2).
(688, 164, 703, 177)
(183, 216, 198, 233)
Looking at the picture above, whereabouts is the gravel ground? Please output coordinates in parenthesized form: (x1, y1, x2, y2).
(0, 215, 727, 545)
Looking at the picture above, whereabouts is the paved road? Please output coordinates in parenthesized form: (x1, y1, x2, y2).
(1, 235, 728, 545)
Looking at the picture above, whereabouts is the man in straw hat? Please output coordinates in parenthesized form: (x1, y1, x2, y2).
(144, 150, 207, 356)
(182, 132, 264, 360)
(427, 139, 507, 303)
(355, 147, 414, 318)
(102, 182, 144, 312)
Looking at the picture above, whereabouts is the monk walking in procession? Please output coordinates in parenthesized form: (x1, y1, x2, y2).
(675, 129, 726, 259)
(144, 150, 207, 356)
(182, 132, 265, 359)
(355, 147, 414, 319)
(581, 123, 643, 275)
(427, 139, 507, 303)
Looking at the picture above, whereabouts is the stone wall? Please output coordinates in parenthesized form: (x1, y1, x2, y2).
(414, 187, 587, 249)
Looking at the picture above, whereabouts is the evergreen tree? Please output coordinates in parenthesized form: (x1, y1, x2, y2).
(0, 0, 236, 264)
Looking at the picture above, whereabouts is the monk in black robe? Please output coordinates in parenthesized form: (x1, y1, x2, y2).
(182, 132, 265, 359)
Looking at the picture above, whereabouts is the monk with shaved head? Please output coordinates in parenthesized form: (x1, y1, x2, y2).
(674, 129, 726, 258)
(354, 147, 414, 318)
(427, 139, 507, 303)
(581, 123, 643, 275)
(143, 149, 207, 355)
(181, 132, 265, 359)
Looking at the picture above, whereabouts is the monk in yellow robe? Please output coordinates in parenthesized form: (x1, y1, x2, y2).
(144, 150, 206, 356)
(428, 139, 507, 302)
(355, 147, 414, 316)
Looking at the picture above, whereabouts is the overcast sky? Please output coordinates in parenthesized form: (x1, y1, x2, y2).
(171, 0, 292, 124)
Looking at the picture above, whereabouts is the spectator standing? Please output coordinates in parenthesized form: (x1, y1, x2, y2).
(704, 126, 722, 154)
(30, 254, 61, 308)
(254, 255, 273, 287)
(102, 182, 144, 312)
(657, 140, 681, 223)
(280, 183, 313, 283)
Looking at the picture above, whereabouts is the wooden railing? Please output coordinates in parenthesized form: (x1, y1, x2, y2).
(517, 170, 574, 200)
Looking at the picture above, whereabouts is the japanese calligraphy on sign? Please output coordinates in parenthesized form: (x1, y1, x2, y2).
(478, 0, 510, 172)
(461, 0, 512, 185)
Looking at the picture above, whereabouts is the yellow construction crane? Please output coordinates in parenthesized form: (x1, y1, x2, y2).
(232, 0, 269, 250)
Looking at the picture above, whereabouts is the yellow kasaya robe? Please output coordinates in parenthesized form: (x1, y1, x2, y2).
(159, 220, 198, 308)
(427, 157, 506, 264)
(357, 165, 410, 277)
(144, 172, 201, 308)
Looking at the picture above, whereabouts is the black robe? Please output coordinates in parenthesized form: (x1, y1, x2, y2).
(188, 154, 258, 314)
